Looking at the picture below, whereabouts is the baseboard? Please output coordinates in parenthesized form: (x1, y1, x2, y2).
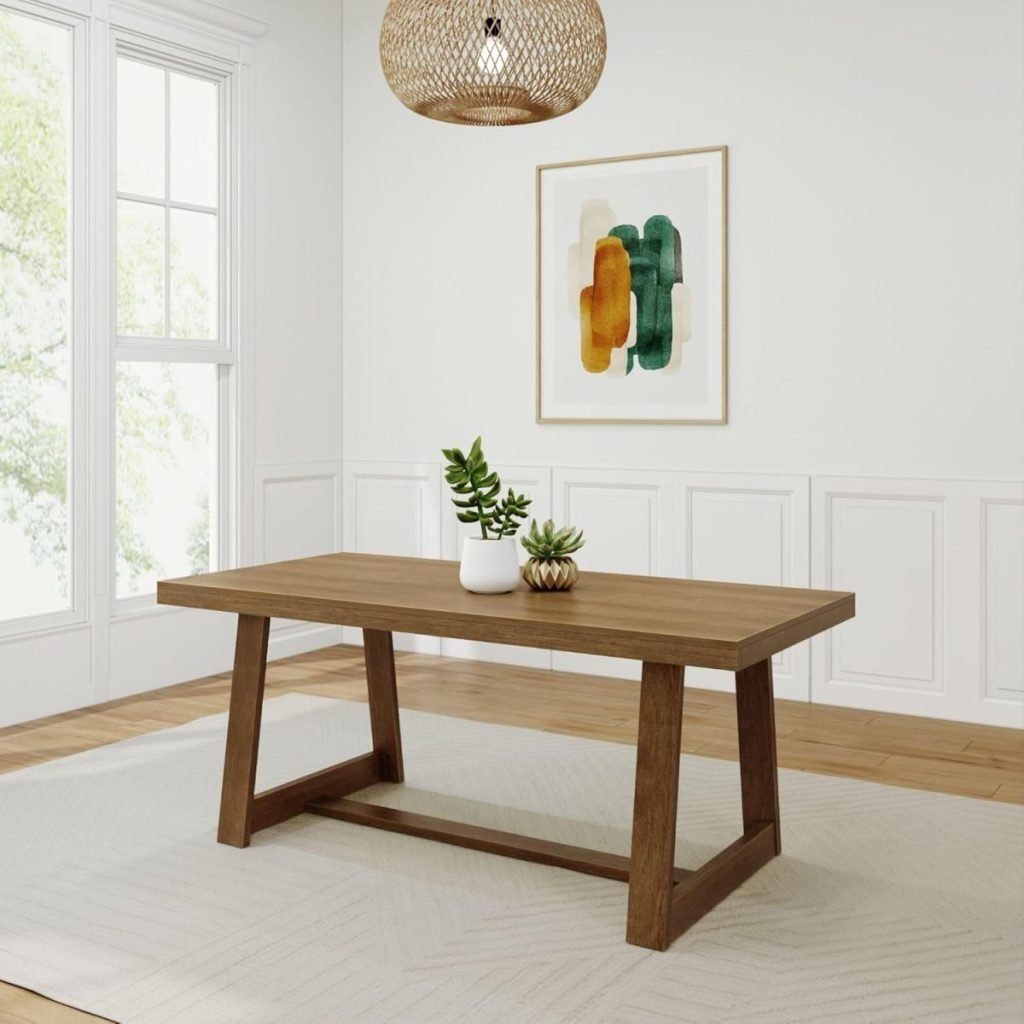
(268, 623, 345, 661)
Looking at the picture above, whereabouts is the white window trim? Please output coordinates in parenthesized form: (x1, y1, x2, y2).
(0, 0, 89, 641)
(112, 34, 233, 359)
(0, 0, 263, 643)
(110, 20, 240, 616)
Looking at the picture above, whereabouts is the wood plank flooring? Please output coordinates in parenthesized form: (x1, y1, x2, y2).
(1, 643, 1021, 1022)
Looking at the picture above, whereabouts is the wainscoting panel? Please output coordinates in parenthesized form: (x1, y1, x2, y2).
(110, 607, 236, 701)
(342, 462, 442, 653)
(682, 474, 811, 701)
(825, 493, 943, 689)
(440, 466, 553, 669)
(550, 468, 681, 682)
(812, 478, 1024, 727)
(982, 494, 1024, 704)
(336, 462, 1022, 727)
(0, 626, 93, 728)
(254, 462, 342, 565)
(254, 462, 345, 648)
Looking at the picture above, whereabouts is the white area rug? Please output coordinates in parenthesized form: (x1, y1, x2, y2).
(0, 694, 1022, 1024)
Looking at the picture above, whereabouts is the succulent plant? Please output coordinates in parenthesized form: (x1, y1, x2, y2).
(442, 437, 532, 539)
(521, 519, 586, 561)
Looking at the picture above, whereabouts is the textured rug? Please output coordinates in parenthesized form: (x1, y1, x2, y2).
(0, 694, 1021, 1024)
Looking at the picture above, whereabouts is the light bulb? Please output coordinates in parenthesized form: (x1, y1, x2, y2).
(478, 35, 509, 76)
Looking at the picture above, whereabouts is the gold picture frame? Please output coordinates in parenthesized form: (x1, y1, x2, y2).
(536, 145, 728, 425)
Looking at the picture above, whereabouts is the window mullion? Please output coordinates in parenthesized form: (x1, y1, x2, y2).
(115, 191, 217, 216)
(114, 340, 235, 364)
(163, 67, 171, 340)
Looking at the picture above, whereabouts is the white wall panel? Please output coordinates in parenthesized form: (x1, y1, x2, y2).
(253, 460, 344, 649)
(982, 497, 1024, 703)
(0, 627, 93, 728)
(830, 496, 942, 687)
(682, 474, 810, 700)
(342, 462, 441, 653)
(254, 462, 341, 565)
(813, 478, 1024, 727)
(441, 466, 552, 669)
(551, 468, 681, 681)
(110, 607, 236, 701)
(335, 462, 1022, 727)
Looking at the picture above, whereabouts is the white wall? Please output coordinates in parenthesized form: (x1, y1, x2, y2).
(342, 0, 1023, 481)
(245, 0, 342, 470)
(339, 0, 1024, 727)
(240, 0, 346, 656)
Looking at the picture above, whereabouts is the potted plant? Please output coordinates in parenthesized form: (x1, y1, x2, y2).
(521, 519, 586, 591)
(442, 438, 532, 594)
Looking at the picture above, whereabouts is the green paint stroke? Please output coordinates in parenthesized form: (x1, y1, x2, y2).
(609, 215, 683, 373)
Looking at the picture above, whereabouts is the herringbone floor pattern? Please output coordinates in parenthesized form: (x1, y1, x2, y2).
(0, 694, 1021, 1023)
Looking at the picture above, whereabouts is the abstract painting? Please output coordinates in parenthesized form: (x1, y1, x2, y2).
(537, 147, 727, 423)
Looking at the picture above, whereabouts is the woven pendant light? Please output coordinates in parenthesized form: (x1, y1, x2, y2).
(379, 0, 607, 127)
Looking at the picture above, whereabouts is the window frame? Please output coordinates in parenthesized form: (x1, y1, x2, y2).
(0, 0, 89, 640)
(110, 29, 239, 615)
(0, 0, 257, 646)
(112, 39, 233, 362)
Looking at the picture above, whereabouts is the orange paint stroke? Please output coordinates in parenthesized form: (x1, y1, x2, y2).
(580, 286, 611, 373)
(591, 236, 631, 350)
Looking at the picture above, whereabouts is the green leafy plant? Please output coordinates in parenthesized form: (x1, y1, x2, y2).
(442, 437, 532, 539)
(521, 519, 586, 561)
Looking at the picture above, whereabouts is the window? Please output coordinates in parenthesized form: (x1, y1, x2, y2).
(0, 7, 75, 623)
(113, 50, 230, 602)
(0, 2, 243, 644)
(115, 57, 219, 342)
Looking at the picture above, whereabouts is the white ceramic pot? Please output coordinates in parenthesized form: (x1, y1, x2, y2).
(459, 536, 520, 594)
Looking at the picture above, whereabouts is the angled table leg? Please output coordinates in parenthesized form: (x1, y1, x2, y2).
(735, 657, 781, 854)
(363, 628, 404, 782)
(218, 620, 396, 846)
(666, 656, 780, 944)
(626, 661, 685, 950)
(217, 614, 270, 848)
(626, 656, 782, 951)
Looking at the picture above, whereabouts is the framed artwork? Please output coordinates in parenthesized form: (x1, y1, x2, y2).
(536, 146, 728, 424)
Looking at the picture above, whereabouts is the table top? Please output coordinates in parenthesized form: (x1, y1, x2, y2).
(157, 553, 854, 671)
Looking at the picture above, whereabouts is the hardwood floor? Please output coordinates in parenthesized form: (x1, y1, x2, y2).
(1, 643, 1021, 1021)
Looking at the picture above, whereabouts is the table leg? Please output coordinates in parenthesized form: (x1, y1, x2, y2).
(735, 657, 781, 854)
(216, 623, 404, 847)
(364, 628, 404, 783)
(217, 614, 270, 848)
(626, 661, 685, 950)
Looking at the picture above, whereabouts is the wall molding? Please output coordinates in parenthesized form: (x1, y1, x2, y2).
(268, 623, 345, 662)
(337, 461, 1023, 727)
(106, 0, 269, 48)
(812, 477, 1024, 728)
(981, 496, 1024, 705)
(682, 473, 810, 700)
(551, 467, 681, 681)
(254, 460, 342, 635)
(342, 461, 442, 654)
(253, 461, 342, 563)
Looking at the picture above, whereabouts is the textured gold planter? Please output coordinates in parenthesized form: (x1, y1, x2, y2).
(522, 557, 579, 592)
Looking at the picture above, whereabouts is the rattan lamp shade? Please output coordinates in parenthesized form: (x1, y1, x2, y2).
(379, 0, 607, 126)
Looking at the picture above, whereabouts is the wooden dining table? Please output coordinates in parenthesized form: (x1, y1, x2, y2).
(157, 552, 854, 952)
